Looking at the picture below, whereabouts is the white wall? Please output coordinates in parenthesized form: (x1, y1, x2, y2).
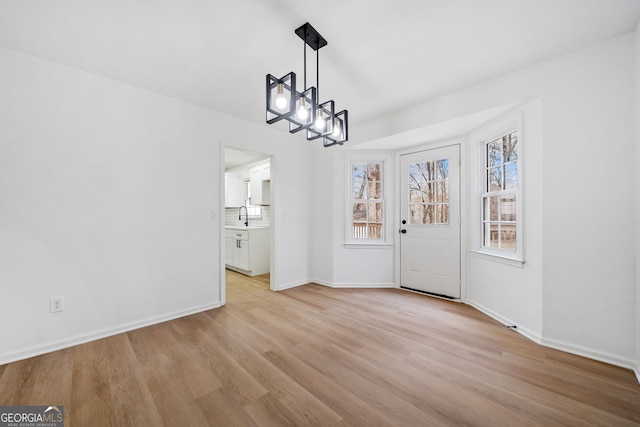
(316, 33, 636, 368)
(539, 35, 635, 366)
(0, 46, 313, 363)
(309, 147, 335, 285)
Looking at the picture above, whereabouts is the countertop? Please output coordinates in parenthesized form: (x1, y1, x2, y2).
(225, 225, 270, 230)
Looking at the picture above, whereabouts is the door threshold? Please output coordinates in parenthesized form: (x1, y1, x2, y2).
(400, 286, 460, 302)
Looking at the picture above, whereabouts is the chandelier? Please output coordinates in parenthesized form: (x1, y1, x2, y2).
(266, 22, 348, 147)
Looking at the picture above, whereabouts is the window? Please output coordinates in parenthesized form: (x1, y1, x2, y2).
(481, 131, 520, 254)
(245, 181, 261, 218)
(351, 161, 384, 240)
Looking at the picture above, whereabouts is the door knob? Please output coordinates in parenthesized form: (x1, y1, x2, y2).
(400, 229, 407, 234)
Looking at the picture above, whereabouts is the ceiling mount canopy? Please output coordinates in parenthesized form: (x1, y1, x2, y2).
(266, 22, 348, 147)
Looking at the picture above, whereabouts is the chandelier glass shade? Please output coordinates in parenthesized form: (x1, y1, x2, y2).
(266, 22, 348, 146)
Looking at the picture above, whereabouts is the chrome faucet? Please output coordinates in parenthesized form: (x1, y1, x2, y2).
(238, 206, 248, 227)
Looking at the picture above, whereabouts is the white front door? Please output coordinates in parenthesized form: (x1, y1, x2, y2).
(400, 144, 461, 299)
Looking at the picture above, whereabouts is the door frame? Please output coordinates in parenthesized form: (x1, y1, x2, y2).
(394, 138, 467, 301)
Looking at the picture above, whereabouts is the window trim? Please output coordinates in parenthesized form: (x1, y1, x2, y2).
(344, 152, 393, 247)
(472, 113, 524, 262)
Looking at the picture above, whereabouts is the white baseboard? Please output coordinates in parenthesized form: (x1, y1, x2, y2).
(310, 278, 395, 289)
(466, 299, 542, 344)
(467, 299, 637, 377)
(276, 280, 309, 291)
(0, 301, 221, 366)
(540, 336, 637, 372)
(635, 365, 640, 384)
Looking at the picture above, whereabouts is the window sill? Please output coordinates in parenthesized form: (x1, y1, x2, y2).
(344, 242, 393, 249)
(469, 250, 525, 268)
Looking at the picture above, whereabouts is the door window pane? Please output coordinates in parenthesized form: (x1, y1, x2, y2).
(423, 204, 434, 225)
(408, 157, 449, 226)
(422, 183, 434, 203)
(436, 204, 449, 224)
(409, 204, 421, 224)
(436, 181, 449, 203)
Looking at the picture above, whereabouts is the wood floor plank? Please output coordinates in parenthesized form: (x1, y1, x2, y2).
(29, 348, 73, 409)
(70, 340, 117, 427)
(141, 362, 210, 426)
(0, 357, 41, 404)
(0, 269, 639, 427)
(103, 334, 164, 426)
(196, 387, 259, 427)
(263, 347, 415, 427)
(205, 310, 344, 425)
(188, 328, 269, 406)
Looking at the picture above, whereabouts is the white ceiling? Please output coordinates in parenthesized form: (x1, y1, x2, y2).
(0, 0, 639, 144)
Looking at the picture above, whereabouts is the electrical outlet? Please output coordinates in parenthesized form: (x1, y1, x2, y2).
(50, 296, 64, 313)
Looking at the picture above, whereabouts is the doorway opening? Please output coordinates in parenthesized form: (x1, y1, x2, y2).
(223, 147, 272, 295)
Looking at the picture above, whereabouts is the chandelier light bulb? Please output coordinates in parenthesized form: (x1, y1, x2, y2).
(332, 120, 341, 137)
(297, 98, 308, 120)
(315, 109, 325, 130)
(275, 83, 288, 110)
(276, 96, 288, 109)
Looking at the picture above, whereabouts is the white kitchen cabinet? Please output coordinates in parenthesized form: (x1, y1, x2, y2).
(225, 172, 245, 207)
(249, 161, 270, 206)
(224, 236, 234, 266)
(225, 227, 270, 276)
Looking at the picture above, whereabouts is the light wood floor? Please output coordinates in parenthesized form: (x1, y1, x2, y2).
(1, 271, 639, 426)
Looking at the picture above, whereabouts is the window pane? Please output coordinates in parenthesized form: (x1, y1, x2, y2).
(423, 204, 434, 225)
(435, 159, 449, 180)
(436, 204, 449, 224)
(409, 204, 421, 224)
(484, 195, 498, 221)
(368, 182, 382, 199)
(409, 186, 422, 203)
(503, 133, 518, 162)
(353, 180, 366, 199)
(436, 181, 449, 203)
(367, 163, 382, 181)
(352, 163, 366, 181)
(424, 162, 435, 181)
(353, 203, 366, 221)
(501, 225, 517, 251)
(368, 223, 382, 239)
(409, 163, 423, 183)
(422, 183, 434, 203)
(486, 223, 500, 248)
(504, 163, 518, 189)
(368, 202, 383, 222)
(488, 167, 502, 192)
(487, 141, 503, 167)
(353, 224, 366, 239)
(500, 194, 516, 221)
